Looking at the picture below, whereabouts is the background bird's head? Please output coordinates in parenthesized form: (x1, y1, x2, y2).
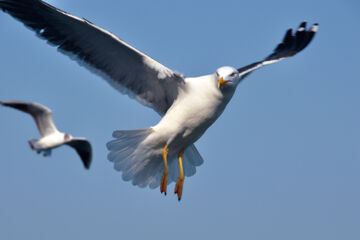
(215, 66, 240, 90)
(64, 133, 72, 141)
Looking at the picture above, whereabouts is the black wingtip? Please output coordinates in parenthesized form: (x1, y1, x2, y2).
(286, 28, 293, 36)
(299, 21, 307, 29)
(83, 160, 91, 170)
(237, 21, 318, 79)
(267, 21, 319, 61)
(81, 151, 92, 170)
(0, 101, 11, 107)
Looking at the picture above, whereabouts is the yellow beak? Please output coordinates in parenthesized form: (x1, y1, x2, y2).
(218, 77, 230, 89)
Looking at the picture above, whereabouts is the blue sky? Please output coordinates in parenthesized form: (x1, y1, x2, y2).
(0, 0, 359, 239)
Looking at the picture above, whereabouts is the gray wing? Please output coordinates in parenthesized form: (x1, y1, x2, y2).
(237, 22, 318, 81)
(65, 138, 92, 169)
(1, 100, 58, 136)
(0, 0, 184, 115)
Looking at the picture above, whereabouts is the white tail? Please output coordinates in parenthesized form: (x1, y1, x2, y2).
(107, 128, 204, 189)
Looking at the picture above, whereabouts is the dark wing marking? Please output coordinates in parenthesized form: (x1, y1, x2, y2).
(66, 138, 92, 169)
(1, 100, 58, 136)
(237, 22, 318, 81)
(0, 0, 184, 115)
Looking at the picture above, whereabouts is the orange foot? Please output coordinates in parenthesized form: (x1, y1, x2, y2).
(174, 176, 184, 201)
(174, 149, 185, 201)
(160, 144, 168, 195)
(160, 170, 168, 195)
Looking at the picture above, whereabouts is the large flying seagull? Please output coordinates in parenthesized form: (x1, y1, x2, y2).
(0, 0, 318, 200)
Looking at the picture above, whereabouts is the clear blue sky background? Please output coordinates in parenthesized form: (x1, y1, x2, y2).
(0, 0, 359, 239)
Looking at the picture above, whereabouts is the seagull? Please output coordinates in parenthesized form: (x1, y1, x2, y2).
(0, 0, 318, 200)
(1, 101, 92, 169)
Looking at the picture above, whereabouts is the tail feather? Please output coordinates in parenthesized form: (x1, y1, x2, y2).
(107, 128, 204, 189)
(107, 135, 148, 151)
(112, 129, 152, 139)
(107, 146, 133, 162)
(182, 158, 196, 177)
(184, 145, 204, 167)
(133, 158, 161, 188)
(122, 156, 151, 181)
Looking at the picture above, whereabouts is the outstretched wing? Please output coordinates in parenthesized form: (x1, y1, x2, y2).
(237, 22, 318, 80)
(0, 0, 184, 115)
(0, 100, 58, 136)
(66, 138, 92, 169)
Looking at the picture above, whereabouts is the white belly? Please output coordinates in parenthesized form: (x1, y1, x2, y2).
(33, 132, 65, 149)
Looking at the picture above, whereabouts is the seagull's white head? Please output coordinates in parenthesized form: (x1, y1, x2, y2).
(215, 66, 240, 89)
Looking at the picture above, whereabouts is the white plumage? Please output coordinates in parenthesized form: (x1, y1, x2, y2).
(0, 0, 318, 200)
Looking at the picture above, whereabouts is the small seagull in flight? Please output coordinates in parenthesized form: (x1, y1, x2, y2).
(0, 0, 318, 200)
(1, 101, 92, 169)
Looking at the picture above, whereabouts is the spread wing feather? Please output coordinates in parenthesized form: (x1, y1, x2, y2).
(0, 0, 184, 115)
(0, 100, 58, 136)
(238, 22, 318, 80)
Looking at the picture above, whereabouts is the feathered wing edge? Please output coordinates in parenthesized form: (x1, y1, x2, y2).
(66, 138, 93, 169)
(0, 0, 184, 115)
(0, 100, 58, 136)
(237, 22, 318, 80)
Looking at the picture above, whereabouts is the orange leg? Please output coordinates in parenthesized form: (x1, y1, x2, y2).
(174, 149, 185, 201)
(160, 145, 169, 195)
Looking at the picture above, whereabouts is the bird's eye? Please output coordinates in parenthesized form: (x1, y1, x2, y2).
(230, 72, 236, 77)
(216, 72, 219, 77)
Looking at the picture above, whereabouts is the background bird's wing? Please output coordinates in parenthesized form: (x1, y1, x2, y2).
(65, 138, 92, 169)
(237, 22, 318, 81)
(0, 100, 58, 136)
(0, 0, 184, 115)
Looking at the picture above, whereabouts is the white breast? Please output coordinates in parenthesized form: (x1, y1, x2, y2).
(34, 132, 66, 149)
(153, 74, 234, 150)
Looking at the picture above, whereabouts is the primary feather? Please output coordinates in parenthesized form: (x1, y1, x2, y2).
(0, 0, 184, 115)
